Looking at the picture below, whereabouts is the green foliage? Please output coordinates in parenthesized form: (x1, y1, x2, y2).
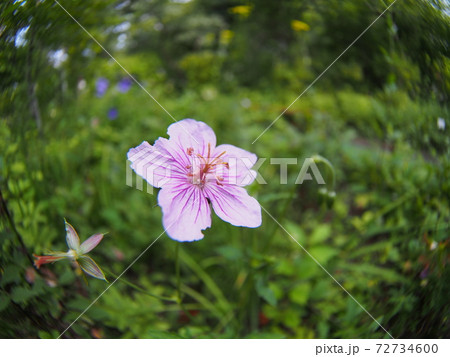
(1, 0, 449, 339)
(180, 51, 224, 87)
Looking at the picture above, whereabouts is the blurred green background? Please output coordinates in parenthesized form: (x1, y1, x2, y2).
(0, 0, 449, 338)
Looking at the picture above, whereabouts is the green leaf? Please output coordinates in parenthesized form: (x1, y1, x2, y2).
(284, 221, 306, 245)
(317, 321, 329, 339)
(268, 281, 284, 300)
(308, 246, 338, 264)
(288, 283, 311, 305)
(256, 277, 277, 307)
(295, 258, 320, 279)
(310, 224, 331, 244)
(11, 286, 37, 303)
(66, 296, 91, 310)
(0, 292, 10, 312)
(58, 269, 76, 285)
(0, 265, 21, 287)
(310, 280, 337, 301)
(275, 259, 294, 276)
(77, 256, 107, 281)
(283, 310, 300, 329)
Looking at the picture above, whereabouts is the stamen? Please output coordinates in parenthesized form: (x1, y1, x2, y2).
(196, 153, 207, 165)
(185, 144, 228, 187)
(210, 160, 229, 170)
(209, 151, 226, 165)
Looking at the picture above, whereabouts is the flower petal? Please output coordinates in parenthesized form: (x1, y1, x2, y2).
(127, 141, 178, 187)
(167, 119, 216, 157)
(158, 182, 211, 241)
(153, 137, 192, 171)
(79, 233, 104, 255)
(64, 219, 80, 250)
(128, 138, 186, 187)
(77, 255, 107, 281)
(205, 184, 262, 228)
(214, 144, 258, 186)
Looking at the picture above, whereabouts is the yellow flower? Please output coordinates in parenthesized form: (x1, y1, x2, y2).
(291, 20, 310, 32)
(220, 29, 234, 45)
(230, 5, 252, 17)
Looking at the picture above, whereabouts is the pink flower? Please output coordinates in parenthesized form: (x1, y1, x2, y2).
(34, 219, 107, 281)
(127, 119, 262, 241)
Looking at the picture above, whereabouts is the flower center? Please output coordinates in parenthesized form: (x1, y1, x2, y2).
(186, 143, 229, 187)
(67, 249, 78, 260)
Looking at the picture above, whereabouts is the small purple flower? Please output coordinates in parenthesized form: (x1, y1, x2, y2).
(107, 107, 118, 120)
(96, 77, 109, 97)
(420, 266, 429, 279)
(117, 77, 132, 93)
(127, 119, 262, 241)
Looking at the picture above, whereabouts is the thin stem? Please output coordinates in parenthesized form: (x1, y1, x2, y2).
(0, 187, 37, 269)
(175, 246, 202, 324)
(312, 154, 336, 190)
(175, 244, 181, 303)
(262, 186, 297, 253)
